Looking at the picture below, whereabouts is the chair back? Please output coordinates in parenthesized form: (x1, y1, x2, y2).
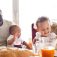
(32, 23, 37, 41)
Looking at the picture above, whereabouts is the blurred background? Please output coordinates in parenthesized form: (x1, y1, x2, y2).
(0, 0, 57, 42)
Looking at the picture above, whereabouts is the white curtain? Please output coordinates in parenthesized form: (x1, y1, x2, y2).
(19, 0, 57, 42)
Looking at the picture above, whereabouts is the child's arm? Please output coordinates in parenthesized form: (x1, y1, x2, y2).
(33, 38, 36, 44)
(7, 35, 16, 45)
(23, 41, 32, 50)
(7, 38, 15, 45)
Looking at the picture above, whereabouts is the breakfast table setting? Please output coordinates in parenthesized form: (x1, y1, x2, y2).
(0, 46, 57, 57)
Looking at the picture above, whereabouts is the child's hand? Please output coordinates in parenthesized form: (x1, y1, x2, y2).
(23, 41, 32, 50)
(33, 38, 39, 44)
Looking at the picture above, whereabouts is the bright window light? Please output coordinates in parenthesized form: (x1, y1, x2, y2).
(0, 0, 13, 21)
(19, 0, 57, 42)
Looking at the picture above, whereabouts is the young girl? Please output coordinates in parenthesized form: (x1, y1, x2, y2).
(33, 16, 57, 45)
(7, 25, 31, 49)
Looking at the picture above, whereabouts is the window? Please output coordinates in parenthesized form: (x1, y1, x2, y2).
(19, 0, 57, 42)
(0, 0, 13, 21)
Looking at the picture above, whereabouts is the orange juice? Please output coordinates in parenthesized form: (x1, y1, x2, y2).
(41, 47, 54, 57)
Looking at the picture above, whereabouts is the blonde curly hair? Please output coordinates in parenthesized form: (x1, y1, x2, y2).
(51, 23, 57, 35)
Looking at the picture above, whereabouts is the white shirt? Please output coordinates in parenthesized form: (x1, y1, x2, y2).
(35, 32, 57, 48)
(7, 35, 23, 47)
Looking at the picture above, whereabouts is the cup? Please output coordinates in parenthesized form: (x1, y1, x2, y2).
(41, 46, 55, 57)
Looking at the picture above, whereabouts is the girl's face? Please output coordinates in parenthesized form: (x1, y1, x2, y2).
(15, 31, 21, 38)
(37, 21, 51, 37)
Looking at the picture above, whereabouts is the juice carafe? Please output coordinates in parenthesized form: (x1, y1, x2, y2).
(41, 46, 55, 57)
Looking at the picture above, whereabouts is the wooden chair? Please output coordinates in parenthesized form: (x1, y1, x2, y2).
(31, 23, 37, 41)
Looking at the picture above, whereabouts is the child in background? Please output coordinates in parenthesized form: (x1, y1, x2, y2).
(7, 25, 31, 49)
(36, 16, 51, 37)
(32, 16, 57, 55)
(33, 16, 57, 47)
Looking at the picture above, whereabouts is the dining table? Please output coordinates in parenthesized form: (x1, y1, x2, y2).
(0, 46, 57, 57)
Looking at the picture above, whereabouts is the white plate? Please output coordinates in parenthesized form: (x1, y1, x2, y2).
(0, 46, 6, 49)
(7, 47, 18, 50)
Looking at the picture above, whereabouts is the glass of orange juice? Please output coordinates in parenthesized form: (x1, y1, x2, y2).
(41, 46, 55, 57)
